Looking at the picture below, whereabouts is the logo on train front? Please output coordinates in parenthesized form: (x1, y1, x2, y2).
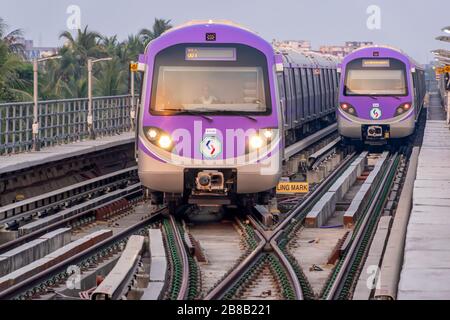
(370, 107, 382, 120)
(200, 136, 222, 159)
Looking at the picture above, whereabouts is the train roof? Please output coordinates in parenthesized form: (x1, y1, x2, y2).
(346, 45, 423, 69)
(153, 20, 339, 69)
(161, 19, 257, 36)
(276, 47, 340, 68)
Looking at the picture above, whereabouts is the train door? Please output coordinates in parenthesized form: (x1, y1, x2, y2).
(277, 73, 288, 129)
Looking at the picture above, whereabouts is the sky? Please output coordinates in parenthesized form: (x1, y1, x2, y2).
(1, 0, 449, 63)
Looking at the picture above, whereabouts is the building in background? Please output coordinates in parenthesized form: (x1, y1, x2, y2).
(319, 41, 373, 58)
(16, 38, 59, 60)
(273, 39, 373, 58)
(272, 39, 311, 51)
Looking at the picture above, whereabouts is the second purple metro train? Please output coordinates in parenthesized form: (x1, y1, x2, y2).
(136, 20, 339, 213)
(337, 45, 426, 145)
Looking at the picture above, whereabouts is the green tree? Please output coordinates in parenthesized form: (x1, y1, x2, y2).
(139, 18, 172, 46)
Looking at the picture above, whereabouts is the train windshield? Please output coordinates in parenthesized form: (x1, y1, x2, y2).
(344, 58, 408, 96)
(153, 66, 266, 113)
(150, 44, 271, 115)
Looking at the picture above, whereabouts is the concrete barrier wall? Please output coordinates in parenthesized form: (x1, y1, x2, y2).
(343, 151, 390, 227)
(305, 152, 368, 228)
(0, 229, 112, 292)
(142, 228, 167, 300)
(0, 228, 71, 277)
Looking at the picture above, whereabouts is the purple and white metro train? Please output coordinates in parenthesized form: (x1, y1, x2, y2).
(337, 45, 426, 145)
(136, 20, 338, 213)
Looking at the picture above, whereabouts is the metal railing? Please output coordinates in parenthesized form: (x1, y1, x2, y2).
(0, 95, 137, 155)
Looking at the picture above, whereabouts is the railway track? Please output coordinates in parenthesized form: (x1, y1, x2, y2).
(0, 168, 142, 254)
(0, 122, 416, 301)
(0, 166, 139, 231)
(0, 205, 164, 300)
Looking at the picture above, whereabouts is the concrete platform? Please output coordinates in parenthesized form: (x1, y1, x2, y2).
(398, 100, 450, 299)
(0, 132, 134, 175)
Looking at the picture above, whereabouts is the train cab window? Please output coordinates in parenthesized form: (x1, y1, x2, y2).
(344, 58, 408, 96)
(150, 44, 272, 115)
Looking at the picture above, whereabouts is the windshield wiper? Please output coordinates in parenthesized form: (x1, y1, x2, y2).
(164, 109, 213, 122)
(243, 115, 257, 121)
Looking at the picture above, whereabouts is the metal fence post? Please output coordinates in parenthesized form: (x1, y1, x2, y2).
(32, 58, 40, 151)
(87, 59, 95, 140)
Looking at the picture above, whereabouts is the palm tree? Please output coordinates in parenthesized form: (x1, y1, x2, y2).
(59, 26, 105, 67)
(94, 57, 127, 96)
(0, 17, 25, 56)
(139, 18, 172, 46)
(0, 38, 29, 102)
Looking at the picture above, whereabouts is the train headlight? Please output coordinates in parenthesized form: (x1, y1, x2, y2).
(250, 135, 264, 149)
(144, 126, 174, 151)
(158, 135, 173, 149)
(340, 103, 357, 116)
(395, 103, 412, 116)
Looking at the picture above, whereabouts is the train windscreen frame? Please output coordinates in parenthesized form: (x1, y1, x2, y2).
(150, 43, 272, 116)
(343, 58, 408, 96)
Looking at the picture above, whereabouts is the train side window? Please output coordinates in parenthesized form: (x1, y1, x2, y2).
(289, 68, 297, 125)
(300, 68, 309, 119)
(332, 69, 338, 106)
(284, 70, 292, 128)
(320, 69, 326, 114)
(294, 68, 303, 122)
(307, 68, 315, 118)
(326, 69, 331, 111)
(313, 69, 321, 116)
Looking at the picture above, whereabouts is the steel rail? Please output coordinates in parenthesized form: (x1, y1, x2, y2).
(0, 207, 166, 300)
(284, 124, 337, 160)
(0, 185, 143, 254)
(170, 215, 190, 300)
(324, 152, 399, 300)
(308, 137, 341, 170)
(1, 166, 138, 227)
(270, 151, 359, 239)
(204, 218, 266, 300)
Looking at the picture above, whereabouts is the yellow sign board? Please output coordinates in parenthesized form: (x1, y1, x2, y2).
(276, 182, 309, 194)
(130, 62, 138, 72)
(436, 67, 443, 75)
(445, 66, 450, 73)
